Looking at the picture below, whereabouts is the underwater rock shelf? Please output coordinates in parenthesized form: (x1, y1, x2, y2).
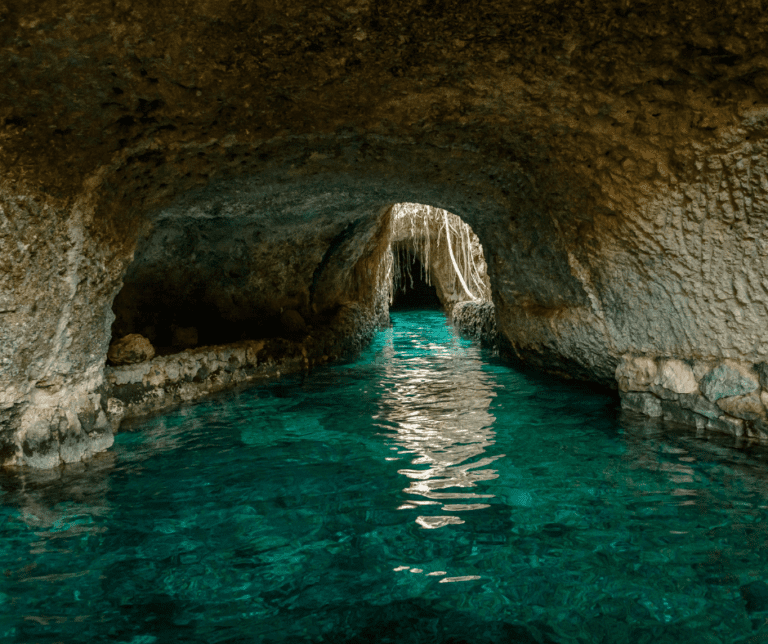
(103, 340, 300, 424)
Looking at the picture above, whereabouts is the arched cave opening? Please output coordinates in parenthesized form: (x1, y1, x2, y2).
(389, 203, 491, 312)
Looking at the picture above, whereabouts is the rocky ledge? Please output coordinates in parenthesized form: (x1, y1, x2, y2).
(102, 301, 387, 428)
(618, 356, 768, 440)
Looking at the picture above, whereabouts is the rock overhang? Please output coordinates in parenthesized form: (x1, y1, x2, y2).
(3, 0, 768, 465)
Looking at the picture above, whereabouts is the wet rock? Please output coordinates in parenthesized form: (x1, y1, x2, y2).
(171, 325, 198, 349)
(700, 362, 759, 402)
(755, 363, 768, 390)
(677, 393, 722, 420)
(658, 359, 698, 394)
(660, 400, 706, 429)
(747, 418, 768, 440)
(706, 414, 745, 437)
(741, 581, 768, 614)
(649, 384, 678, 401)
(452, 301, 497, 346)
(620, 392, 662, 418)
(107, 334, 155, 366)
(615, 356, 657, 392)
(716, 392, 765, 421)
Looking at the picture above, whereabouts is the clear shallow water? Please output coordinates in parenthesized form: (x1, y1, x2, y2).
(3, 311, 768, 643)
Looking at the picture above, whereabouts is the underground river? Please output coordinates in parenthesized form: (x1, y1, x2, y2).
(2, 310, 768, 643)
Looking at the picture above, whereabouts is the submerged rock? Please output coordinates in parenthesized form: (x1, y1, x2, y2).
(741, 581, 768, 614)
(107, 334, 155, 366)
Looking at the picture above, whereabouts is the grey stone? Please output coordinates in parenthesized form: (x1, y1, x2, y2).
(678, 393, 722, 420)
(716, 392, 765, 421)
(452, 301, 498, 346)
(699, 362, 759, 402)
(746, 418, 768, 440)
(660, 400, 706, 429)
(620, 392, 662, 418)
(649, 384, 678, 401)
(706, 415, 745, 437)
(756, 363, 768, 390)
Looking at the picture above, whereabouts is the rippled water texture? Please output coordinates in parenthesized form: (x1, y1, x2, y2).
(3, 311, 768, 643)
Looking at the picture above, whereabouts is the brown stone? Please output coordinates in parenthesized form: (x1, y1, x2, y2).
(716, 392, 766, 422)
(107, 334, 155, 366)
(280, 310, 307, 337)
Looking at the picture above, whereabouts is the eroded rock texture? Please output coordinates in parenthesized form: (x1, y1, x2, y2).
(2, 0, 768, 466)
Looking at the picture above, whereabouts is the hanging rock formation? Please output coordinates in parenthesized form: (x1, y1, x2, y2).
(2, 0, 768, 466)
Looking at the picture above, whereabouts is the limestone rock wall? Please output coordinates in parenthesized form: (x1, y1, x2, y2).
(3, 0, 768, 465)
(451, 301, 498, 348)
(618, 355, 768, 440)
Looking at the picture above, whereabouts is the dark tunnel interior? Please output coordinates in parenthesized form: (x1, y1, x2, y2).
(390, 255, 441, 311)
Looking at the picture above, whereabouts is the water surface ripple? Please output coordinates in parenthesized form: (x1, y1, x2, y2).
(3, 310, 768, 642)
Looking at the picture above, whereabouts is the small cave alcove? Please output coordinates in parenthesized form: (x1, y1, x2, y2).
(109, 281, 275, 357)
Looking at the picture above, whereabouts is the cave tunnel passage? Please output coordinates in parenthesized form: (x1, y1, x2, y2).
(389, 203, 492, 312)
(390, 250, 442, 311)
(107, 198, 492, 361)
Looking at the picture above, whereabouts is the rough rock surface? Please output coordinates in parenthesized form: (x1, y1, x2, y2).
(104, 299, 386, 424)
(3, 1, 768, 465)
(700, 361, 760, 402)
(617, 355, 768, 440)
(451, 301, 498, 347)
(107, 334, 155, 365)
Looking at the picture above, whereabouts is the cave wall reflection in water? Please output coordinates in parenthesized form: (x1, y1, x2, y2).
(4, 311, 768, 641)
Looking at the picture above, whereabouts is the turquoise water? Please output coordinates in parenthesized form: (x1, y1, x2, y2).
(3, 310, 768, 643)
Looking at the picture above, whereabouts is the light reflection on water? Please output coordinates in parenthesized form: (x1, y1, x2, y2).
(2, 310, 768, 642)
(372, 322, 501, 529)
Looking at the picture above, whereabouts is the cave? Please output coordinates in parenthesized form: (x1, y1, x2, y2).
(2, 0, 768, 468)
(5, 2, 768, 640)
